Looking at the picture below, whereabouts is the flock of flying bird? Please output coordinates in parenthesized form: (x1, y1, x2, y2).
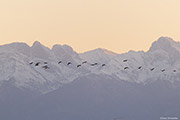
(29, 59, 177, 73)
(29, 60, 105, 70)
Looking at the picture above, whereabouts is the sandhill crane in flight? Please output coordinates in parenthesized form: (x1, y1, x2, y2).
(67, 62, 72, 65)
(161, 69, 165, 72)
(35, 62, 40, 66)
(138, 66, 142, 69)
(150, 68, 155, 71)
(91, 63, 98, 66)
(77, 64, 81, 68)
(29, 62, 33, 65)
(42, 65, 49, 69)
(58, 61, 62, 64)
(124, 67, 129, 70)
(82, 61, 87, 64)
(123, 59, 128, 62)
(102, 64, 106, 67)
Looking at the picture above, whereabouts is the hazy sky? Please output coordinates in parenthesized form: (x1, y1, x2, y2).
(0, 0, 180, 53)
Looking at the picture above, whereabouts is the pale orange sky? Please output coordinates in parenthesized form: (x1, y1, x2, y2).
(0, 0, 180, 53)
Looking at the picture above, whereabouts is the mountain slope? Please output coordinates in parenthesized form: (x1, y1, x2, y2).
(1, 74, 180, 120)
(1, 37, 180, 120)
(98, 37, 180, 83)
(0, 42, 86, 93)
(0, 37, 180, 93)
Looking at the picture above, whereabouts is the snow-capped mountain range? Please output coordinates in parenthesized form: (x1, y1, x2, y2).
(1, 36, 180, 93)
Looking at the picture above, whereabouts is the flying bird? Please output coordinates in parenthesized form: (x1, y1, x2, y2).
(44, 62, 48, 64)
(35, 62, 40, 66)
(67, 62, 72, 65)
(42, 65, 49, 69)
(138, 66, 142, 69)
(91, 63, 98, 66)
(173, 70, 176, 72)
(29, 62, 33, 65)
(58, 61, 62, 64)
(161, 69, 165, 72)
(123, 59, 128, 62)
(102, 64, 106, 67)
(82, 61, 87, 64)
(124, 67, 129, 70)
(77, 64, 81, 68)
(150, 68, 155, 71)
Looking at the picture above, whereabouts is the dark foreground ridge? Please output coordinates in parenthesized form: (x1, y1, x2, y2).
(0, 75, 180, 120)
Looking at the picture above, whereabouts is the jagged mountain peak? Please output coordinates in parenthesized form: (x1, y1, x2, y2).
(52, 44, 76, 54)
(97, 48, 118, 56)
(1, 37, 180, 93)
(86, 48, 117, 55)
(52, 44, 81, 63)
(157, 36, 174, 43)
(80, 48, 117, 63)
(148, 37, 180, 52)
(32, 41, 45, 48)
(0, 42, 30, 50)
(31, 41, 54, 59)
(32, 40, 41, 45)
(62, 44, 74, 52)
(0, 42, 30, 56)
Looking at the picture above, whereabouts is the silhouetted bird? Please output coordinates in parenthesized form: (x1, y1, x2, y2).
(161, 69, 165, 72)
(82, 61, 87, 64)
(42, 65, 49, 69)
(123, 59, 128, 62)
(91, 63, 98, 66)
(102, 64, 106, 67)
(29, 62, 33, 65)
(35, 62, 40, 66)
(58, 61, 62, 64)
(67, 62, 71, 65)
(138, 66, 142, 69)
(150, 68, 155, 71)
(44, 62, 48, 64)
(124, 67, 129, 70)
(77, 64, 81, 68)
(173, 70, 176, 72)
